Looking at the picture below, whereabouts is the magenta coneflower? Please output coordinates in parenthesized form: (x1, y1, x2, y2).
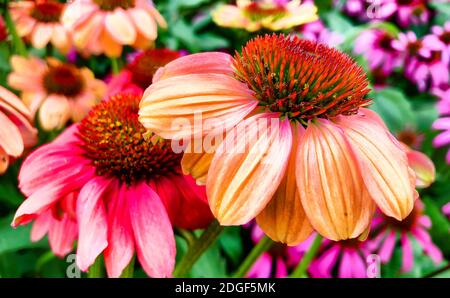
(12, 93, 213, 277)
(309, 238, 372, 278)
(354, 29, 400, 75)
(370, 201, 443, 273)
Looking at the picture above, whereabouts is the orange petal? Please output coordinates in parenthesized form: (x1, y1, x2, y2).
(51, 25, 70, 53)
(212, 5, 254, 31)
(38, 96, 71, 131)
(147, 5, 167, 28)
(295, 119, 375, 241)
(129, 8, 157, 40)
(336, 113, 416, 221)
(406, 149, 435, 188)
(0, 85, 32, 119)
(0, 111, 24, 157)
(99, 28, 123, 58)
(73, 13, 104, 49)
(105, 8, 136, 45)
(268, 3, 318, 30)
(139, 73, 257, 140)
(207, 114, 292, 225)
(256, 124, 313, 245)
(31, 23, 53, 48)
(153, 52, 234, 82)
(0, 147, 9, 174)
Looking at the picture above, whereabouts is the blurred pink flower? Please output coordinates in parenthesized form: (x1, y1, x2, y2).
(443, 203, 450, 219)
(393, 31, 449, 91)
(370, 201, 443, 273)
(12, 94, 213, 277)
(106, 48, 182, 98)
(309, 238, 372, 278)
(432, 115, 450, 163)
(298, 20, 343, 47)
(246, 224, 313, 278)
(0, 15, 7, 41)
(0, 86, 37, 174)
(354, 29, 400, 74)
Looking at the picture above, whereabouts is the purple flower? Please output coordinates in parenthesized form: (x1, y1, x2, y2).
(246, 225, 313, 278)
(393, 31, 449, 91)
(309, 238, 372, 278)
(369, 201, 443, 273)
(354, 28, 400, 74)
(299, 20, 343, 47)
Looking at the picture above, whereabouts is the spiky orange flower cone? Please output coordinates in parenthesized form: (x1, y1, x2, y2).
(139, 34, 417, 245)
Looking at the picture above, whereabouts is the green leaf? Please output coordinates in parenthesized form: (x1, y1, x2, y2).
(0, 214, 46, 255)
(370, 88, 416, 133)
(218, 227, 243, 266)
(423, 197, 450, 255)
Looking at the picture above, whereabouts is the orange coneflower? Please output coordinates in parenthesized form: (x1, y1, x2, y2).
(62, 0, 167, 57)
(10, 0, 72, 53)
(212, 0, 318, 32)
(8, 55, 106, 131)
(139, 34, 418, 245)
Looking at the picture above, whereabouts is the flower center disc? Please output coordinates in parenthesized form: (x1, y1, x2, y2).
(43, 64, 84, 97)
(233, 34, 371, 121)
(78, 94, 182, 184)
(128, 49, 181, 89)
(31, 1, 64, 23)
(93, 0, 135, 11)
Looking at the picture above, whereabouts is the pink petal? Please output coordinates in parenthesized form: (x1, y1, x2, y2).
(309, 245, 339, 278)
(105, 8, 136, 45)
(48, 213, 77, 257)
(104, 183, 135, 278)
(30, 210, 52, 242)
(76, 176, 111, 272)
(247, 253, 272, 278)
(400, 232, 413, 272)
(379, 229, 397, 263)
(338, 251, 353, 278)
(128, 183, 175, 277)
(0, 111, 24, 157)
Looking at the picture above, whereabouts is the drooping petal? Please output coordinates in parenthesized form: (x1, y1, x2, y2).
(128, 183, 175, 277)
(38, 95, 71, 131)
(152, 174, 213, 230)
(48, 213, 77, 257)
(295, 119, 375, 241)
(31, 23, 53, 49)
(105, 8, 136, 45)
(336, 113, 416, 221)
(0, 111, 24, 157)
(379, 229, 397, 263)
(257, 124, 313, 245)
(0, 147, 9, 174)
(129, 8, 157, 40)
(246, 253, 272, 278)
(400, 232, 413, 272)
(30, 211, 51, 242)
(76, 177, 110, 272)
(406, 149, 435, 188)
(104, 183, 135, 278)
(139, 73, 257, 140)
(207, 114, 292, 225)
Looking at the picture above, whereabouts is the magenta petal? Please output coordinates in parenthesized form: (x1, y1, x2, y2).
(76, 176, 110, 272)
(400, 232, 413, 272)
(30, 210, 51, 242)
(48, 213, 77, 257)
(349, 251, 366, 278)
(309, 245, 339, 278)
(338, 251, 353, 278)
(128, 183, 175, 277)
(247, 253, 272, 278)
(104, 183, 135, 278)
(274, 257, 288, 278)
(379, 230, 397, 263)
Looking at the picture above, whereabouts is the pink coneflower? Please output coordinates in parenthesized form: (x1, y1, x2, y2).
(432, 115, 450, 164)
(393, 0, 430, 28)
(443, 203, 450, 219)
(7, 55, 106, 130)
(12, 94, 213, 277)
(370, 201, 443, 273)
(298, 20, 343, 47)
(247, 224, 313, 278)
(309, 238, 372, 278)
(392, 31, 449, 91)
(10, 0, 72, 53)
(107, 48, 182, 98)
(0, 86, 37, 174)
(354, 29, 400, 75)
(342, 0, 396, 21)
(428, 22, 450, 53)
(139, 34, 417, 245)
(62, 0, 167, 57)
(212, 0, 318, 32)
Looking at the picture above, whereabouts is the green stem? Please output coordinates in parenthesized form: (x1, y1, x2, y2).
(233, 236, 273, 278)
(87, 256, 104, 278)
(176, 228, 197, 247)
(110, 57, 120, 74)
(120, 257, 135, 278)
(290, 234, 323, 278)
(4, 7, 27, 57)
(173, 220, 224, 278)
